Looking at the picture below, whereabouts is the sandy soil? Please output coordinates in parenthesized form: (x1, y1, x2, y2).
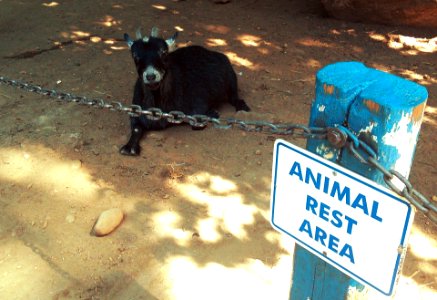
(0, 1, 436, 299)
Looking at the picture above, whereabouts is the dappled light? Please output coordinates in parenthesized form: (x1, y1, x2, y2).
(110, 45, 127, 51)
(394, 276, 437, 300)
(90, 36, 102, 43)
(204, 24, 231, 35)
(96, 15, 121, 28)
(257, 48, 270, 55)
(306, 58, 322, 69)
(399, 69, 437, 86)
(49, 28, 128, 55)
(369, 32, 437, 55)
(205, 38, 228, 47)
(175, 172, 260, 241)
(296, 38, 336, 49)
(152, 211, 191, 246)
(225, 51, 258, 70)
(423, 105, 437, 126)
(164, 255, 293, 300)
(0, 145, 99, 199)
(42, 1, 59, 7)
(238, 34, 262, 47)
(409, 226, 437, 261)
(70, 31, 90, 38)
(152, 4, 167, 11)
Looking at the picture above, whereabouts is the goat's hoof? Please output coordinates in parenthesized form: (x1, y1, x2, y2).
(191, 125, 207, 131)
(119, 144, 140, 156)
(236, 100, 251, 112)
(206, 110, 220, 119)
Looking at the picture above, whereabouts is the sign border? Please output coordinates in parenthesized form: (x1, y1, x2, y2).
(271, 140, 413, 296)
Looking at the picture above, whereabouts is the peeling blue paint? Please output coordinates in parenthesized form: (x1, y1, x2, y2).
(293, 61, 428, 299)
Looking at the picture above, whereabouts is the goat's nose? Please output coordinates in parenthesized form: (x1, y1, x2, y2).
(146, 73, 156, 81)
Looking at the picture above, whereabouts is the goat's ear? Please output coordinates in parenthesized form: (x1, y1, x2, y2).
(124, 33, 134, 48)
(165, 31, 179, 48)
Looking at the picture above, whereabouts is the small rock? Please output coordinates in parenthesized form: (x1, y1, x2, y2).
(92, 208, 124, 237)
(71, 160, 82, 170)
(66, 214, 75, 223)
(432, 195, 437, 202)
(42, 218, 49, 229)
(255, 150, 262, 155)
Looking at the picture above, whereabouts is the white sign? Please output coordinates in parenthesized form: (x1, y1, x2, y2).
(270, 139, 414, 296)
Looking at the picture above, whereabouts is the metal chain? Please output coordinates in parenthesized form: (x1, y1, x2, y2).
(336, 126, 437, 224)
(1, 76, 436, 223)
(0, 76, 327, 139)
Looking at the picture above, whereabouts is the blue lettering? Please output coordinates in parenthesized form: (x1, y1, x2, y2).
(351, 193, 368, 215)
(315, 227, 327, 246)
(289, 161, 303, 181)
(344, 215, 358, 234)
(330, 182, 351, 205)
(301, 222, 355, 264)
(319, 202, 330, 222)
(328, 235, 339, 253)
(293, 162, 383, 224)
(371, 201, 383, 222)
(323, 176, 330, 194)
(339, 244, 355, 264)
(305, 168, 321, 189)
(330, 210, 343, 228)
(298, 219, 312, 238)
(306, 195, 318, 215)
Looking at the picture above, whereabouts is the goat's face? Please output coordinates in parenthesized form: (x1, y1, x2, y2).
(124, 28, 178, 90)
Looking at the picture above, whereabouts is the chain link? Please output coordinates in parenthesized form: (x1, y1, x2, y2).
(1, 76, 436, 223)
(341, 127, 437, 223)
(0, 76, 327, 138)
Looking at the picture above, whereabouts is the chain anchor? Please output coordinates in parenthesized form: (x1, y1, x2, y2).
(326, 127, 348, 148)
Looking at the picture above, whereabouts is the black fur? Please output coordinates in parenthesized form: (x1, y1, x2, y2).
(120, 30, 250, 156)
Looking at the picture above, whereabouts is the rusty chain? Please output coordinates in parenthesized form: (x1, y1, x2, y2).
(334, 125, 437, 224)
(1, 76, 436, 223)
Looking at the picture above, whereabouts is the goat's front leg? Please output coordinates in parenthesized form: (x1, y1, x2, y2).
(120, 117, 144, 156)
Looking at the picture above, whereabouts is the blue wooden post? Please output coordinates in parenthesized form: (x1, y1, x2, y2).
(290, 62, 428, 299)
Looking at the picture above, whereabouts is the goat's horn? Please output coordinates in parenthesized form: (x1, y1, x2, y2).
(135, 28, 142, 39)
(151, 27, 159, 37)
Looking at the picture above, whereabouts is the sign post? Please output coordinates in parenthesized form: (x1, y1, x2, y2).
(272, 62, 428, 299)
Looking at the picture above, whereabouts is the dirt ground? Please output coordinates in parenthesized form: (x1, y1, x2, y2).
(0, 1, 436, 299)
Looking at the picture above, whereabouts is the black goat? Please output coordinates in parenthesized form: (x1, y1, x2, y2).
(120, 27, 250, 156)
